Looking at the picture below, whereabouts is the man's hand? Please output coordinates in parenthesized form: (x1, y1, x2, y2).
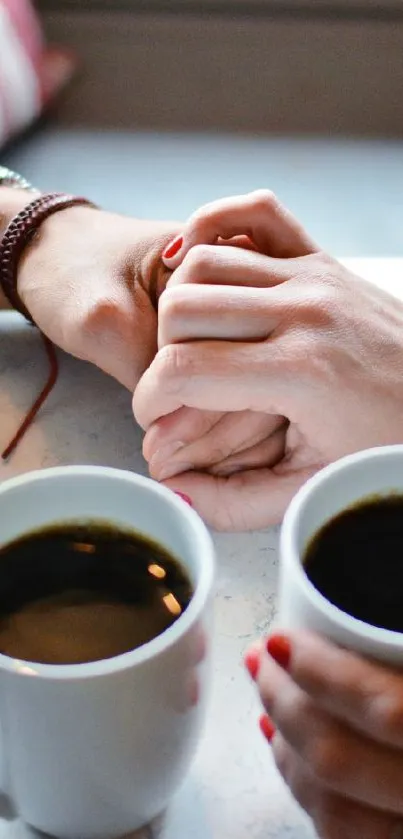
(135, 190, 317, 519)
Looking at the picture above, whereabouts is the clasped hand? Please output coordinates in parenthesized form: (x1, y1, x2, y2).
(15, 188, 403, 533)
(134, 190, 403, 531)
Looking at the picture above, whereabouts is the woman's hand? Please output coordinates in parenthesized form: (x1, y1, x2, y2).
(3, 188, 179, 390)
(134, 194, 403, 530)
(246, 631, 403, 839)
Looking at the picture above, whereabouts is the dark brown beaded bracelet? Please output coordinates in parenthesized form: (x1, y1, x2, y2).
(0, 192, 97, 459)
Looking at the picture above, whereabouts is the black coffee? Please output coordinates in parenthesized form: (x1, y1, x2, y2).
(304, 496, 403, 632)
(0, 523, 193, 665)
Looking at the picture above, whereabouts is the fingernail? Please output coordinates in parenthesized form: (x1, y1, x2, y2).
(266, 634, 291, 671)
(259, 713, 276, 742)
(163, 236, 183, 260)
(244, 650, 260, 681)
(174, 491, 193, 507)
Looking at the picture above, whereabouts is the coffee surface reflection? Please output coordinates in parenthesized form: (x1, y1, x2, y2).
(0, 522, 193, 664)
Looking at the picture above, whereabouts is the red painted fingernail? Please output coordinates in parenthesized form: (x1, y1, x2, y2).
(163, 236, 183, 259)
(174, 491, 193, 507)
(244, 650, 260, 681)
(259, 713, 276, 742)
(266, 634, 291, 670)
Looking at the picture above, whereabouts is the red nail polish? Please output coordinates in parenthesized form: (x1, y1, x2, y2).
(174, 491, 193, 507)
(163, 236, 183, 259)
(259, 714, 276, 742)
(244, 650, 260, 681)
(266, 634, 291, 670)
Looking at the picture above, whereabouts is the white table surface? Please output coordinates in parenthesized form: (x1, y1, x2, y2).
(1, 256, 402, 839)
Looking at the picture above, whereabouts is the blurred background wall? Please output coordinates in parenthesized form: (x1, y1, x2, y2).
(37, 0, 403, 136)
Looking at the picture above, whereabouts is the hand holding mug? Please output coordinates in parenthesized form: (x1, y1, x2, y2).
(245, 447, 403, 839)
(252, 630, 403, 839)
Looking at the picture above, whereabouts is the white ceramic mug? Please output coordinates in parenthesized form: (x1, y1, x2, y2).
(278, 445, 403, 667)
(0, 466, 215, 839)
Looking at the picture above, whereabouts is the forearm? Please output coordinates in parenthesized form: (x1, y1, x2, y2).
(0, 184, 180, 316)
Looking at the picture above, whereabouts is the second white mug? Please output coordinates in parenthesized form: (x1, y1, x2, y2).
(278, 445, 403, 667)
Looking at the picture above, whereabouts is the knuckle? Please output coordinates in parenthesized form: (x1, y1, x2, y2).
(182, 244, 213, 277)
(159, 287, 188, 323)
(155, 343, 192, 386)
(309, 733, 349, 787)
(317, 250, 338, 270)
(188, 202, 221, 232)
(312, 250, 340, 277)
(207, 444, 233, 464)
(249, 188, 279, 214)
(293, 286, 338, 330)
(370, 692, 403, 740)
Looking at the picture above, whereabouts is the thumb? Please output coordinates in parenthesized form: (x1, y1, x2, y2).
(162, 465, 316, 531)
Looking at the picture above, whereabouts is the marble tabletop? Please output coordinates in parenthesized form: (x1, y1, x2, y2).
(0, 257, 402, 839)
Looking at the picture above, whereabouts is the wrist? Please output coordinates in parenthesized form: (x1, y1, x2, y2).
(18, 202, 98, 305)
(2, 194, 96, 318)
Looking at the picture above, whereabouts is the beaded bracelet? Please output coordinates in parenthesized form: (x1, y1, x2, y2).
(0, 192, 96, 459)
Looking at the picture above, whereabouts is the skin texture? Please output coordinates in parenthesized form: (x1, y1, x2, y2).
(134, 190, 403, 531)
(1, 188, 284, 470)
(0, 186, 180, 390)
(250, 631, 403, 839)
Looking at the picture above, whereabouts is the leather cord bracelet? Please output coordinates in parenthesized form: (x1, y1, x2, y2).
(0, 192, 96, 459)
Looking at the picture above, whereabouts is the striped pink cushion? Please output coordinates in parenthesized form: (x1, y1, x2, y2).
(0, 0, 76, 147)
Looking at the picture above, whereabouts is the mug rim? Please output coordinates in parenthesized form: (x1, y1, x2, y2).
(281, 445, 403, 650)
(0, 466, 215, 680)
